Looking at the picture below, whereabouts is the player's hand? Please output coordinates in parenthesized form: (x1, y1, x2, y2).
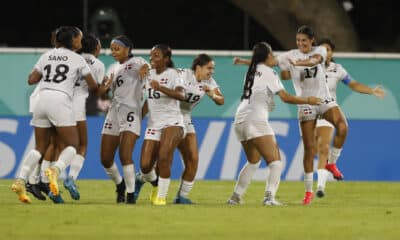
(150, 80, 160, 90)
(307, 96, 322, 105)
(102, 73, 113, 90)
(372, 85, 386, 99)
(139, 64, 149, 80)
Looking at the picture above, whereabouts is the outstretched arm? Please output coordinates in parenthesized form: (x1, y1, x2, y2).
(348, 81, 385, 99)
(233, 57, 250, 65)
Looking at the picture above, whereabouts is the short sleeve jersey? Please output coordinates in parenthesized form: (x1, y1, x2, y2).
(280, 46, 332, 101)
(146, 68, 184, 128)
(109, 56, 148, 109)
(234, 64, 285, 123)
(325, 62, 351, 101)
(74, 53, 105, 98)
(179, 68, 219, 115)
(33, 47, 91, 98)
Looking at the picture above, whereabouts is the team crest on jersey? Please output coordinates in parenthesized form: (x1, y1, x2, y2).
(124, 64, 133, 70)
(303, 108, 313, 115)
(104, 122, 113, 129)
(160, 78, 168, 84)
(147, 128, 156, 135)
(198, 85, 203, 91)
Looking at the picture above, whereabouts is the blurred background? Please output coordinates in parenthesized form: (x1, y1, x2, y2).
(1, 0, 399, 51)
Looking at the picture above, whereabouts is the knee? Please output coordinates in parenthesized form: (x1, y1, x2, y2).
(184, 156, 199, 172)
(336, 121, 348, 136)
(141, 162, 153, 173)
(318, 142, 330, 156)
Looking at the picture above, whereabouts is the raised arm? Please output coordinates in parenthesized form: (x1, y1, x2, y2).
(233, 57, 250, 65)
(289, 54, 323, 67)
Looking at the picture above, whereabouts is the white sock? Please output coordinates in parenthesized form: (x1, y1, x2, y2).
(53, 146, 76, 172)
(68, 154, 85, 180)
(104, 162, 123, 185)
(40, 159, 51, 183)
(178, 180, 194, 198)
(265, 160, 282, 198)
(18, 149, 42, 181)
(304, 172, 314, 192)
(122, 164, 135, 193)
(234, 161, 261, 196)
(317, 169, 329, 189)
(328, 147, 342, 164)
(28, 163, 41, 184)
(157, 177, 170, 199)
(142, 169, 157, 183)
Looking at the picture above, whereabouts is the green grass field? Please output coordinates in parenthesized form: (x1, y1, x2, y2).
(1, 179, 399, 240)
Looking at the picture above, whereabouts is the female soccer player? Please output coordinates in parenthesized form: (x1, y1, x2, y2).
(63, 33, 106, 200)
(227, 42, 321, 205)
(315, 38, 385, 197)
(100, 35, 149, 204)
(136, 44, 186, 206)
(277, 25, 349, 205)
(11, 26, 110, 203)
(173, 54, 224, 204)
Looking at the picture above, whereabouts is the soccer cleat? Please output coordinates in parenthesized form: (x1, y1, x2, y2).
(316, 186, 325, 198)
(149, 186, 158, 204)
(173, 196, 193, 204)
(325, 163, 344, 180)
(45, 167, 60, 196)
(11, 179, 32, 204)
(152, 197, 166, 206)
(302, 191, 314, 205)
(116, 179, 126, 203)
(226, 192, 242, 205)
(26, 182, 46, 201)
(39, 181, 50, 195)
(263, 199, 284, 206)
(64, 177, 80, 200)
(134, 173, 144, 201)
(48, 192, 65, 204)
(126, 192, 136, 204)
(263, 191, 284, 206)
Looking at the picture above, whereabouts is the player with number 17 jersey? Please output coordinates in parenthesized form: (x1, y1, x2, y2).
(279, 46, 332, 102)
(145, 68, 185, 130)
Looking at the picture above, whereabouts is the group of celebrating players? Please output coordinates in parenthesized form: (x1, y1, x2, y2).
(11, 24, 385, 206)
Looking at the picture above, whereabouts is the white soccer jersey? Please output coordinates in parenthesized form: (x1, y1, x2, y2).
(179, 68, 219, 115)
(146, 68, 184, 128)
(33, 47, 91, 98)
(325, 62, 351, 101)
(108, 57, 148, 109)
(74, 53, 105, 98)
(280, 46, 332, 101)
(234, 64, 284, 123)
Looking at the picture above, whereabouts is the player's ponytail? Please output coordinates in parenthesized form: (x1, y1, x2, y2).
(241, 42, 271, 101)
